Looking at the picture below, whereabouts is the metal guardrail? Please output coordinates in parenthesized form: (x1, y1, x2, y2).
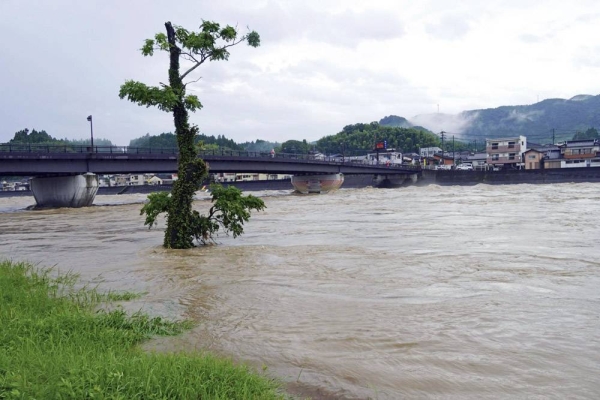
(0, 144, 421, 171)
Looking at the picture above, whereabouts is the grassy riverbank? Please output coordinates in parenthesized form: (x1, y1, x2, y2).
(0, 260, 285, 399)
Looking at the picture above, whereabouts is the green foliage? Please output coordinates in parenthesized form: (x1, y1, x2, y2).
(4, 128, 114, 147)
(572, 127, 599, 140)
(0, 260, 284, 399)
(120, 20, 260, 249)
(130, 133, 178, 148)
(201, 184, 266, 242)
(200, 142, 220, 151)
(140, 184, 266, 246)
(379, 115, 412, 128)
(118, 80, 202, 113)
(128, 132, 243, 151)
(241, 139, 281, 152)
(133, 20, 260, 72)
(140, 191, 171, 228)
(9, 128, 54, 143)
(280, 139, 311, 154)
(316, 123, 441, 154)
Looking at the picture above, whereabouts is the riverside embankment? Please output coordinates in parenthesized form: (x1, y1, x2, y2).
(420, 166, 600, 185)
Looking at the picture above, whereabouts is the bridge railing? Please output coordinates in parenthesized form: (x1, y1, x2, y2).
(0, 144, 421, 170)
(0, 144, 181, 154)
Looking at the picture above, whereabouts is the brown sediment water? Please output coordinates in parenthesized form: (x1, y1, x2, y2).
(1, 184, 600, 399)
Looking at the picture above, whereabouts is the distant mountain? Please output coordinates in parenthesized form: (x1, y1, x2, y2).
(387, 94, 600, 144)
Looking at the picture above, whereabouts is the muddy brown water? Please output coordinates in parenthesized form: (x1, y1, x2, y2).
(1, 184, 600, 399)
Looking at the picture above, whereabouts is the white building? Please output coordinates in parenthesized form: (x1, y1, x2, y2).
(420, 147, 442, 157)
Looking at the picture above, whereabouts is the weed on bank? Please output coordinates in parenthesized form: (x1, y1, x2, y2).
(0, 260, 284, 399)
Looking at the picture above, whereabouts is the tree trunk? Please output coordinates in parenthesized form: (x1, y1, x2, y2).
(163, 21, 206, 249)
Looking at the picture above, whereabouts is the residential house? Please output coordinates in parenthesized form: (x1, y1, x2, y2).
(420, 147, 442, 158)
(128, 174, 144, 186)
(147, 175, 163, 185)
(235, 173, 259, 181)
(266, 174, 292, 180)
(522, 144, 561, 169)
(433, 153, 454, 166)
(544, 148, 563, 169)
(114, 175, 129, 186)
(143, 174, 155, 184)
(523, 149, 544, 170)
(155, 173, 175, 184)
(98, 175, 116, 187)
(213, 173, 236, 182)
(558, 139, 600, 168)
(486, 136, 527, 169)
(463, 153, 488, 170)
(1, 181, 15, 191)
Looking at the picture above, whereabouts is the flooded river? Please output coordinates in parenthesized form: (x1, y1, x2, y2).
(1, 183, 600, 399)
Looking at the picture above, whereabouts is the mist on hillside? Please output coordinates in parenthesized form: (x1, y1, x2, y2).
(408, 112, 479, 138)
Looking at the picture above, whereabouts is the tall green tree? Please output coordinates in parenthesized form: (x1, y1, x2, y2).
(119, 21, 264, 249)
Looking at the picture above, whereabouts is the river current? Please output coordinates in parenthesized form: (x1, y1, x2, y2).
(1, 183, 599, 399)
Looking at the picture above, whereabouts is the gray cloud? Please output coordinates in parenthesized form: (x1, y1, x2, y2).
(221, 3, 406, 47)
(425, 14, 471, 40)
(574, 46, 600, 68)
(1, 0, 600, 146)
(519, 34, 544, 43)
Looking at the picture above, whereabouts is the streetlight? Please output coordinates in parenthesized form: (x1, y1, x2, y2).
(86, 115, 94, 151)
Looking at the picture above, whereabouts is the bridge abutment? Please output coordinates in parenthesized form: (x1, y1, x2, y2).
(30, 173, 99, 208)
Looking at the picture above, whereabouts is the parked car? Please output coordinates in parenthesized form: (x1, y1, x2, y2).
(457, 163, 473, 171)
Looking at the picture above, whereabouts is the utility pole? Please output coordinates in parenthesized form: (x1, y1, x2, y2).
(440, 131, 446, 167)
(452, 135, 455, 166)
(440, 131, 446, 153)
(552, 128, 555, 145)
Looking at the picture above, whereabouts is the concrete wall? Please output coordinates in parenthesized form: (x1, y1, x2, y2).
(420, 167, 600, 185)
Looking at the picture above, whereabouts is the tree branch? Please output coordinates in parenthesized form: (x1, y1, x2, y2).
(183, 76, 202, 87)
(181, 51, 200, 64)
(180, 57, 209, 81)
(180, 35, 247, 81)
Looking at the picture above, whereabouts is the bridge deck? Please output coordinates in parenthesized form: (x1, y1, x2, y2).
(0, 145, 421, 176)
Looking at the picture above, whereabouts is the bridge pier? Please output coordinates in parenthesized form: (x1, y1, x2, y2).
(30, 173, 99, 208)
(374, 173, 419, 188)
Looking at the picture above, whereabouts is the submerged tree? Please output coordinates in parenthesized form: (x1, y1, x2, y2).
(119, 21, 264, 248)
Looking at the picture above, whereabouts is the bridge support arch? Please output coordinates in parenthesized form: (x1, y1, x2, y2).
(30, 173, 99, 208)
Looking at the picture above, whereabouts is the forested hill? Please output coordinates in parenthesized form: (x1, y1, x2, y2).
(315, 122, 442, 155)
(127, 125, 445, 155)
(409, 94, 600, 144)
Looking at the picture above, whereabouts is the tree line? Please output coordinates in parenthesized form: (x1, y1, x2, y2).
(3, 128, 113, 147)
(7, 123, 596, 157)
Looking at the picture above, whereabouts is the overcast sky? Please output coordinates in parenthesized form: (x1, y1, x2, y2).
(1, 0, 599, 145)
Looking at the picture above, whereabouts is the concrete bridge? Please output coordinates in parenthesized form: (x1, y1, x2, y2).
(0, 144, 421, 206)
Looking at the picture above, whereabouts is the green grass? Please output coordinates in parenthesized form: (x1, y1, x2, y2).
(0, 260, 285, 399)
